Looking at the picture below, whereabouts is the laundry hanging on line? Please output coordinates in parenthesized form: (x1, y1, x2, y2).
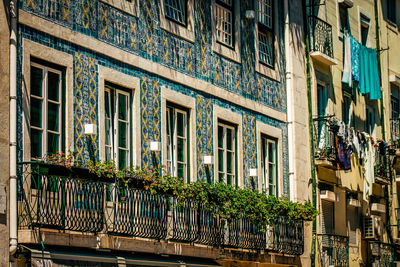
(341, 33, 381, 100)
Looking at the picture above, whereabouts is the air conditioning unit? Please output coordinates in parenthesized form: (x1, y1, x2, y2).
(371, 203, 386, 214)
(347, 197, 361, 207)
(364, 216, 382, 239)
(320, 190, 336, 202)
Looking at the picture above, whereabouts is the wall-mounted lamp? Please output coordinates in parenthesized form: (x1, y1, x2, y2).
(84, 124, 97, 135)
(203, 155, 213, 165)
(150, 141, 161, 152)
(249, 168, 257, 177)
(245, 10, 255, 19)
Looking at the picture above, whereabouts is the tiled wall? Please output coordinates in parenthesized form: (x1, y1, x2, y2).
(17, 0, 290, 194)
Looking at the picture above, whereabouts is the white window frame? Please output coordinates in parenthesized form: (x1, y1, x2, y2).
(336, 0, 352, 38)
(98, 66, 140, 167)
(256, 121, 282, 196)
(29, 62, 63, 159)
(213, 106, 243, 186)
(217, 122, 236, 185)
(166, 105, 189, 181)
(261, 136, 277, 195)
(160, 0, 194, 43)
(212, 0, 241, 63)
(161, 86, 196, 182)
(104, 86, 131, 169)
(100, 0, 139, 18)
(22, 39, 74, 162)
(254, 0, 280, 81)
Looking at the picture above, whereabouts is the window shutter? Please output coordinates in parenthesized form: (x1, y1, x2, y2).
(321, 200, 334, 235)
(347, 206, 358, 244)
(364, 216, 375, 239)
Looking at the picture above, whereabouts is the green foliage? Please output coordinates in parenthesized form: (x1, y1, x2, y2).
(43, 153, 318, 227)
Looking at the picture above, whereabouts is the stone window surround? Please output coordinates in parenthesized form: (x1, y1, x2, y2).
(161, 86, 197, 182)
(211, 0, 241, 63)
(98, 65, 141, 167)
(160, 0, 195, 43)
(213, 105, 243, 186)
(358, 7, 372, 46)
(22, 39, 74, 161)
(254, 0, 281, 82)
(100, 0, 139, 18)
(256, 120, 283, 196)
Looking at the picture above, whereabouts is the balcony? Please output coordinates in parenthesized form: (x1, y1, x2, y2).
(17, 162, 304, 257)
(369, 241, 394, 266)
(318, 234, 349, 267)
(313, 117, 337, 169)
(308, 16, 337, 66)
(374, 142, 391, 184)
(391, 118, 400, 147)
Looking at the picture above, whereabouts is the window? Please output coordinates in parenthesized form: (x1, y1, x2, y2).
(104, 83, 130, 169)
(391, 84, 400, 119)
(339, 3, 349, 33)
(261, 136, 277, 196)
(317, 83, 328, 117)
(164, 0, 186, 25)
(366, 104, 375, 135)
(30, 62, 63, 159)
(360, 14, 370, 46)
(217, 122, 236, 185)
(387, 0, 397, 23)
(166, 104, 189, 182)
(257, 0, 274, 66)
(215, 0, 234, 47)
(342, 94, 354, 126)
(347, 201, 359, 244)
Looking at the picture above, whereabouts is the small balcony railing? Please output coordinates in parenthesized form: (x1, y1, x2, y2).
(318, 234, 349, 267)
(369, 241, 394, 267)
(374, 142, 391, 184)
(308, 16, 334, 58)
(391, 118, 400, 147)
(313, 116, 336, 163)
(18, 162, 305, 255)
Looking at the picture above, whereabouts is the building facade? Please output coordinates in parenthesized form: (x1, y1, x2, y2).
(307, 0, 400, 266)
(6, 0, 311, 266)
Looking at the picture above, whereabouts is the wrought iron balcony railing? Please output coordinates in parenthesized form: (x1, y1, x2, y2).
(391, 118, 400, 147)
(374, 142, 391, 184)
(308, 16, 334, 58)
(18, 162, 305, 255)
(313, 116, 336, 162)
(369, 241, 394, 267)
(318, 234, 349, 267)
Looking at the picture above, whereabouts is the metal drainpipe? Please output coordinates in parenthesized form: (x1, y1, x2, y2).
(9, 0, 18, 255)
(284, 0, 295, 202)
(302, 0, 317, 266)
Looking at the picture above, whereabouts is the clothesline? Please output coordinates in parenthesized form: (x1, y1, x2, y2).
(342, 32, 381, 100)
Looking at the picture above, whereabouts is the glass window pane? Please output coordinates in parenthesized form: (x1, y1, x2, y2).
(105, 147, 112, 162)
(226, 128, 233, 150)
(31, 66, 43, 97)
(177, 137, 185, 162)
(105, 119, 112, 146)
(227, 175, 233, 186)
(268, 163, 274, 184)
(48, 132, 59, 154)
(118, 150, 127, 169)
(218, 125, 224, 148)
(118, 94, 128, 121)
(257, 0, 273, 28)
(268, 142, 274, 162)
(177, 163, 185, 179)
(47, 102, 59, 132)
(177, 112, 185, 137)
(215, 4, 233, 46)
(31, 129, 42, 158)
(219, 173, 224, 183)
(30, 98, 42, 128)
(47, 71, 60, 101)
(227, 151, 233, 173)
(105, 91, 111, 119)
(218, 149, 224, 172)
(118, 121, 128, 148)
(259, 30, 274, 66)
